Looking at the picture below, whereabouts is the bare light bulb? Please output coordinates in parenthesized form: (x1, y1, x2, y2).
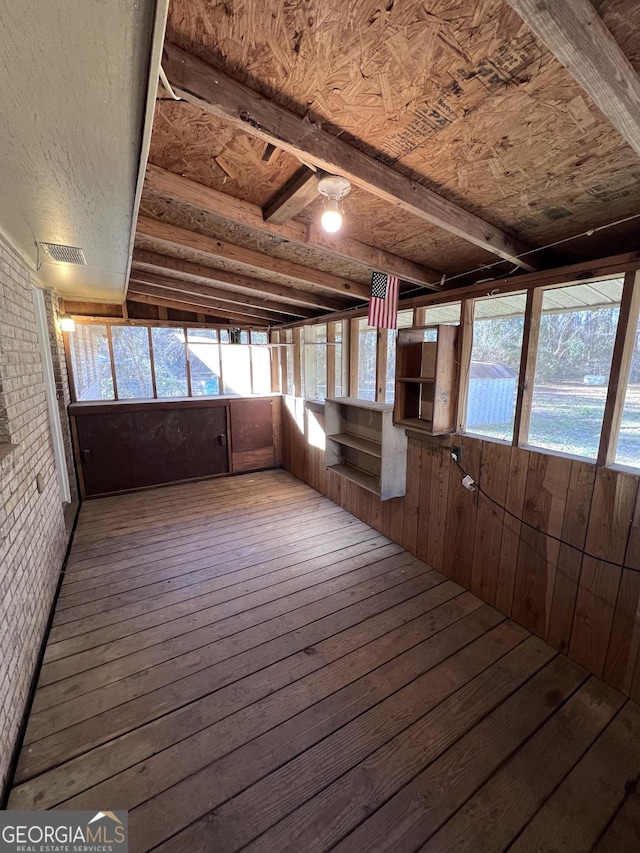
(321, 197, 343, 233)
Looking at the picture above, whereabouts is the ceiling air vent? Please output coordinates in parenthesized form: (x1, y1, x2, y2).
(40, 242, 86, 265)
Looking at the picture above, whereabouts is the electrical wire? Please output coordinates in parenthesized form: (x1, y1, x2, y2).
(450, 453, 638, 574)
(402, 210, 640, 298)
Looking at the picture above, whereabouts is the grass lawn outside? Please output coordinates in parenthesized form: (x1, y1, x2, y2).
(472, 383, 640, 467)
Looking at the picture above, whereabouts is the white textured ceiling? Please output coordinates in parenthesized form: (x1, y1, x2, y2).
(0, 0, 163, 301)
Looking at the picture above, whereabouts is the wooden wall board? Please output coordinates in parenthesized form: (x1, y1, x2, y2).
(281, 399, 640, 700)
(442, 435, 481, 589)
(470, 440, 510, 606)
(547, 461, 597, 654)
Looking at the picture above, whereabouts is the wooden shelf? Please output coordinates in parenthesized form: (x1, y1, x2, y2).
(393, 325, 458, 436)
(327, 432, 382, 458)
(327, 463, 380, 495)
(325, 397, 407, 500)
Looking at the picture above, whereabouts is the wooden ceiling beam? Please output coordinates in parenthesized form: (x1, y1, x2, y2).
(162, 41, 538, 272)
(144, 164, 440, 288)
(129, 270, 316, 318)
(262, 166, 320, 224)
(506, 0, 640, 159)
(136, 215, 369, 298)
(128, 282, 283, 323)
(132, 249, 353, 311)
(127, 291, 269, 326)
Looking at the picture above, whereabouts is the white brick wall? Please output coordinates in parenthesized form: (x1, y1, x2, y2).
(0, 237, 67, 797)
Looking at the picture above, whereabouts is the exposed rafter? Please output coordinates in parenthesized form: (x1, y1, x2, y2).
(128, 281, 283, 323)
(262, 165, 320, 224)
(136, 215, 370, 298)
(130, 269, 316, 318)
(144, 164, 440, 287)
(506, 0, 640, 159)
(162, 41, 538, 271)
(127, 290, 269, 326)
(132, 249, 354, 311)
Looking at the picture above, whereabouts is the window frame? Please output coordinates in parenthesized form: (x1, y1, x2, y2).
(64, 318, 275, 403)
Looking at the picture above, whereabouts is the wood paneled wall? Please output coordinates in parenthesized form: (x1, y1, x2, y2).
(281, 397, 640, 700)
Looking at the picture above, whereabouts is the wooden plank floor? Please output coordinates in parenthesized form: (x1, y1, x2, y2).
(8, 470, 640, 852)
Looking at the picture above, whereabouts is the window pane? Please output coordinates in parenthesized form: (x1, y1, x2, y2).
(188, 327, 217, 341)
(423, 302, 461, 325)
(252, 346, 272, 394)
(152, 328, 188, 397)
(69, 324, 114, 401)
(251, 331, 268, 344)
(188, 333, 221, 396)
(284, 330, 294, 395)
(615, 312, 640, 469)
(333, 323, 343, 398)
(385, 310, 414, 404)
(385, 330, 396, 404)
(465, 293, 526, 441)
(357, 318, 377, 401)
(220, 329, 230, 343)
(304, 325, 327, 401)
(222, 345, 252, 395)
(111, 326, 153, 399)
(240, 330, 249, 344)
(528, 281, 623, 459)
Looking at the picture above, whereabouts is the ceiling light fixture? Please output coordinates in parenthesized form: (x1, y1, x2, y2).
(318, 175, 351, 234)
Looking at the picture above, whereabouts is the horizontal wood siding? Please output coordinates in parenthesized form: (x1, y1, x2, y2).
(282, 396, 640, 699)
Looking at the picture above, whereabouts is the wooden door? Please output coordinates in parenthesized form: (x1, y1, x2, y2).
(163, 406, 229, 482)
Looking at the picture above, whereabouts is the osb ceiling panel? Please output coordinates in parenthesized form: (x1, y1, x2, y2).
(162, 0, 640, 264)
(149, 100, 302, 206)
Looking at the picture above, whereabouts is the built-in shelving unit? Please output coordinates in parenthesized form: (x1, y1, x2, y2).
(393, 324, 458, 435)
(325, 397, 407, 500)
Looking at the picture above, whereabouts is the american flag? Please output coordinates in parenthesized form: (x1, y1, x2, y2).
(367, 272, 399, 329)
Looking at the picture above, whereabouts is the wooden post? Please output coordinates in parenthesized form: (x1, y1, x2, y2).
(598, 270, 640, 466)
(375, 327, 388, 403)
(514, 287, 543, 446)
(106, 324, 119, 400)
(455, 298, 475, 432)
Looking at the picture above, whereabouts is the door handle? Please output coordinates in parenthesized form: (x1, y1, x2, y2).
(82, 449, 91, 463)
(218, 434, 227, 446)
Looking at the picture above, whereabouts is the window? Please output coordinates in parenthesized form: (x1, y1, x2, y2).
(332, 321, 343, 397)
(465, 293, 526, 441)
(69, 324, 114, 401)
(385, 310, 414, 404)
(615, 311, 640, 469)
(250, 343, 272, 394)
(528, 281, 623, 459)
(188, 328, 220, 396)
(221, 343, 252, 395)
(284, 329, 294, 395)
(303, 325, 327, 401)
(152, 328, 188, 397)
(67, 322, 274, 402)
(111, 326, 153, 399)
(357, 318, 377, 401)
(422, 302, 461, 325)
